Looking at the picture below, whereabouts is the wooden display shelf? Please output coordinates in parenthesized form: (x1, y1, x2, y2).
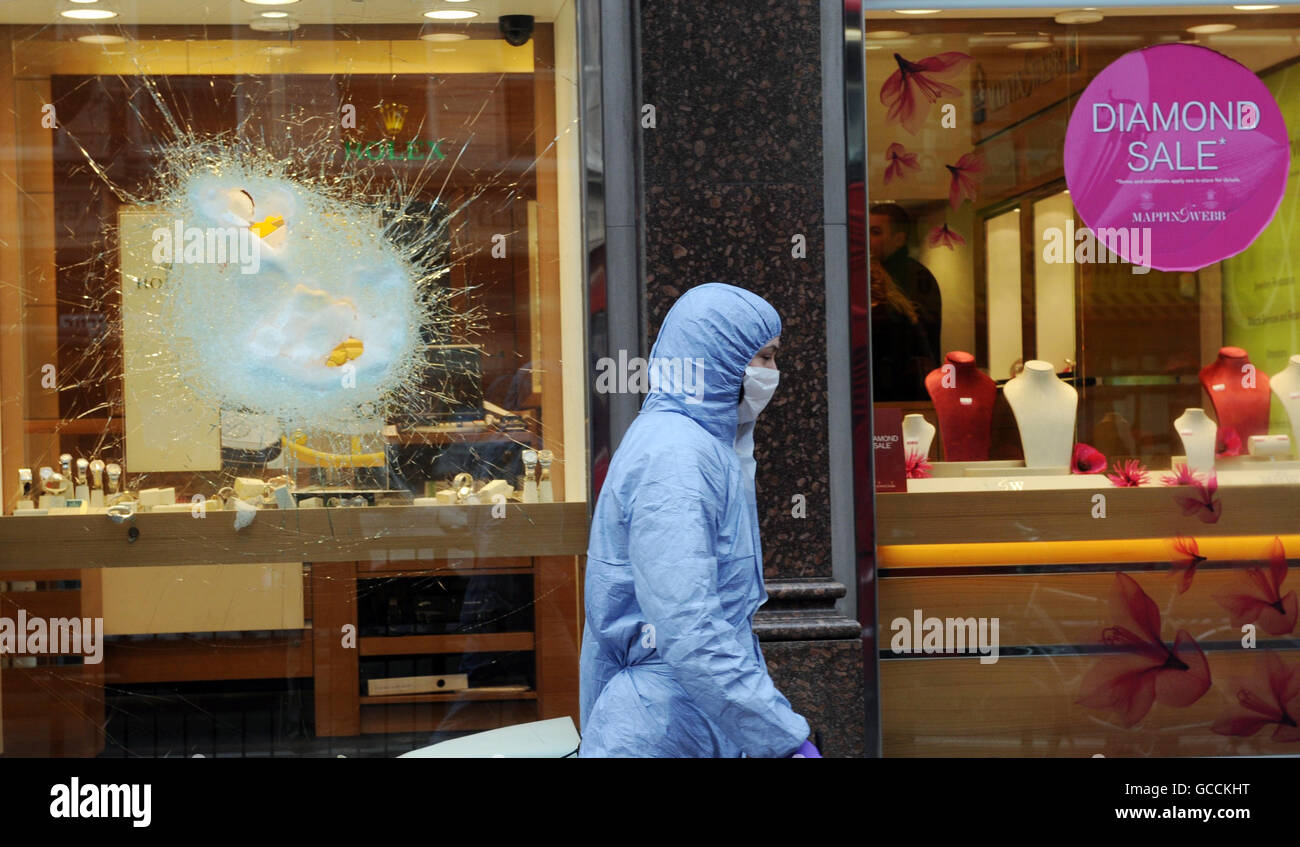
(876, 485, 1300, 545)
(359, 632, 534, 656)
(0, 501, 589, 571)
(359, 687, 536, 705)
(24, 417, 124, 435)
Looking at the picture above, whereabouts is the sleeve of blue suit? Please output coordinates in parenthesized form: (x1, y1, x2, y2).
(626, 464, 810, 758)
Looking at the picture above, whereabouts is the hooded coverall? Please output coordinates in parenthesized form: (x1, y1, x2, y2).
(578, 282, 811, 757)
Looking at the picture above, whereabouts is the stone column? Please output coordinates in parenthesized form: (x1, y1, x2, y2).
(637, 0, 866, 758)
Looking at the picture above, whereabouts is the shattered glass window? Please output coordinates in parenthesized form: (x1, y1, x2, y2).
(0, 2, 588, 758)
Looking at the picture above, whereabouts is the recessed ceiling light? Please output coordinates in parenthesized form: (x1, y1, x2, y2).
(424, 9, 479, 19)
(893, 9, 940, 14)
(1187, 23, 1237, 34)
(60, 8, 118, 19)
(242, 0, 299, 6)
(69, 0, 101, 4)
(77, 34, 127, 44)
(421, 32, 471, 42)
(1055, 10, 1104, 24)
(250, 17, 299, 32)
(260, 11, 290, 18)
(1233, 4, 1279, 9)
(866, 30, 910, 39)
(1008, 40, 1052, 50)
(445, 0, 474, 3)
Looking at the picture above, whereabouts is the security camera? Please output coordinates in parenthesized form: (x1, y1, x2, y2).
(499, 14, 534, 47)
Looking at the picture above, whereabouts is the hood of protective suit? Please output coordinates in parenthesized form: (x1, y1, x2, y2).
(640, 282, 782, 442)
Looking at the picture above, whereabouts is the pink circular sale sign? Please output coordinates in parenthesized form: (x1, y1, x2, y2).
(1064, 44, 1290, 272)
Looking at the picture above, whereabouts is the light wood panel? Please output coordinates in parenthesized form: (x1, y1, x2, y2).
(0, 501, 589, 570)
(878, 486, 1300, 545)
(882, 649, 1300, 757)
(880, 570, 1298, 649)
(101, 562, 304, 635)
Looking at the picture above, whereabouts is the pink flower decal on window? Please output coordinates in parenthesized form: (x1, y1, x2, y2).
(905, 449, 932, 479)
(1217, 427, 1243, 458)
(1169, 536, 1206, 595)
(880, 51, 973, 135)
(1071, 443, 1107, 474)
(1106, 460, 1148, 487)
(1211, 652, 1300, 742)
(883, 142, 921, 185)
(1173, 472, 1221, 523)
(1160, 463, 1204, 487)
(925, 223, 966, 250)
(945, 152, 985, 210)
(1212, 537, 1298, 636)
(1076, 572, 1212, 728)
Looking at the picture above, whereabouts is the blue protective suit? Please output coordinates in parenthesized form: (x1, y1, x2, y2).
(578, 283, 811, 758)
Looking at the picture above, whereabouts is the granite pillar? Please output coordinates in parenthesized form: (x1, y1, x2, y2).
(637, 0, 866, 757)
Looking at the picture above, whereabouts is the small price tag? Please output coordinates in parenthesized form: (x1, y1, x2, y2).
(1212, 383, 1226, 391)
(1290, 391, 1300, 400)
(959, 397, 973, 405)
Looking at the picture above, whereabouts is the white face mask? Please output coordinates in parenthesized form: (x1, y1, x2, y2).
(734, 366, 779, 483)
(737, 365, 780, 424)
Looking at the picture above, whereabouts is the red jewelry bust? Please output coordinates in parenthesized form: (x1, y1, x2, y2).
(1199, 347, 1271, 447)
(925, 351, 997, 461)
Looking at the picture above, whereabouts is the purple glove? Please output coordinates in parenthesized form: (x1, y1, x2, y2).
(789, 740, 822, 758)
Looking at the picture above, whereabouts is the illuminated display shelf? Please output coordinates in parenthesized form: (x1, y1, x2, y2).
(876, 484, 1300, 546)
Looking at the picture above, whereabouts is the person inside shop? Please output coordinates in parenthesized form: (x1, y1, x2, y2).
(867, 252, 935, 402)
(869, 202, 943, 365)
(578, 282, 820, 758)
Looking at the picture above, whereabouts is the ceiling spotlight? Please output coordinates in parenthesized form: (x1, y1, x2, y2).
(242, 0, 300, 6)
(425, 9, 479, 19)
(61, 8, 118, 19)
(421, 32, 471, 42)
(69, 0, 102, 4)
(250, 17, 299, 32)
(893, 9, 940, 14)
(77, 33, 127, 44)
(1055, 10, 1104, 25)
(1008, 40, 1053, 50)
(1233, 4, 1280, 9)
(866, 30, 910, 39)
(260, 11, 290, 18)
(1187, 23, 1237, 34)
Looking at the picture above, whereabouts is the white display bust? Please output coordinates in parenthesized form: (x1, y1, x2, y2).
(1271, 355, 1300, 457)
(1003, 360, 1077, 468)
(901, 413, 936, 459)
(1174, 407, 1217, 473)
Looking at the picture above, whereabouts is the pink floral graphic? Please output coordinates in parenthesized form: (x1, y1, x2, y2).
(1107, 460, 1149, 487)
(883, 142, 921, 184)
(1071, 443, 1107, 474)
(905, 450, 932, 479)
(880, 51, 973, 135)
(1212, 652, 1300, 742)
(945, 152, 986, 210)
(1212, 537, 1298, 636)
(1173, 472, 1221, 523)
(925, 223, 966, 250)
(1161, 463, 1205, 487)
(1169, 536, 1207, 595)
(1217, 427, 1244, 458)
(1076, 573, 1212, 727)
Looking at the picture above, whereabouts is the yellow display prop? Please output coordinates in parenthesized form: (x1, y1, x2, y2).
(280, 435, 385, 468)
(325, 337, 365, 367)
